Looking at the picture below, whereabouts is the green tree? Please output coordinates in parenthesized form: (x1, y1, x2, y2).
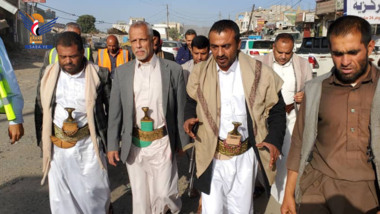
(107, 27, 126, 35)
(77, 15, 97, 33)
(168, 28, 180, 41)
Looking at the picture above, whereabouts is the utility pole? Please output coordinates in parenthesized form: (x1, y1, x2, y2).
(246, 4, 255, 36)
(166, 4, 169, 40)
(218, 11, 222, 20)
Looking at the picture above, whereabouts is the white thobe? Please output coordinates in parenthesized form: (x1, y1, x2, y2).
(128, 54, 181, 214)
(202, 60, 258, 214)
(272, 59, 296, 105)
(271, 59, 297, 203)
(49, 69, 110, 214)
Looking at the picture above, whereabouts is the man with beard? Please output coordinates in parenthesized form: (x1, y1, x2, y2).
(182, 35, 210, 84)
(35, 32, 111, 214)
(184, 19, 286, 213)
(40, 22, 94, 72)
(107, 21, 187, 214)
(153, 29, 175, 61)
(282, 15, 380, 214)
(176, 29, 197, 64)
(97, 35, 130, 78)
(255, 33, 312, 204)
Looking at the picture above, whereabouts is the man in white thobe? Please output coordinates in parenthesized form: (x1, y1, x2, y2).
(255, 33, 313, 203)
(35, 32, 111, 214)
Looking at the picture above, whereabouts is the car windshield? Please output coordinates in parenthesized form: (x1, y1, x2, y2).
(290, 33, 300, 40)
(321, 38, 329, 48)
(304, 40, 312, 48)
(252, 41, 274, 49)
(163, 42, 178, 47)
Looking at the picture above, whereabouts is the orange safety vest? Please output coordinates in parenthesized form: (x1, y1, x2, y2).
(98, 48, 129, 72)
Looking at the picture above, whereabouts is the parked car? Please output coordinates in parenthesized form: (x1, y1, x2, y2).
(240, 39, 256, 55)
(250, 40, 274, 56)
(296, 37, 332, 77)
(93, 38, 107, 50)
(241, 39, 274, 57)
(162, 41, 182, 58)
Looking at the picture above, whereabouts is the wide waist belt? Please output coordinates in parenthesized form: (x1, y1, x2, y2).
(51, 124, 90, 149)
(216, 138, 250, 157)
(132, 126, 167, 148)
(285, 103, 295, 114)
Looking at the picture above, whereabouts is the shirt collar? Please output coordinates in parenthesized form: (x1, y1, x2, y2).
(61, 68, 85, 78)
(273, 56, 293, 67)
(329, 64, 374, 87)
(217, 58, 238, 74)
(137, 54, 158, 69)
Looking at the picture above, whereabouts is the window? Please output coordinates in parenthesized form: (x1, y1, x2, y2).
(163, 42, 178, 47)
(321, 38, 329, 48)
(252, 41, 274, 49)
(313, 39, 320, 49)
(240, 40, 247, 49)
(304, 39, 312, 48)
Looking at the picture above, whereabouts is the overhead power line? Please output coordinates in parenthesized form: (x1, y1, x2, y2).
(36, 3, 113, 24)
(57, 16, 77, 22)
(37, 3, 76, 17)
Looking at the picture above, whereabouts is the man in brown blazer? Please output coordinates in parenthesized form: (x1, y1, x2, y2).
(184, 19, 286, 213)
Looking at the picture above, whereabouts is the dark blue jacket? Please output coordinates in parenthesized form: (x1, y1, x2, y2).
(175, 45, 192, 65)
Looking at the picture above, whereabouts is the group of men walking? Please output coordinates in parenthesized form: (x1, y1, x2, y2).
(0, 14, 375, 214)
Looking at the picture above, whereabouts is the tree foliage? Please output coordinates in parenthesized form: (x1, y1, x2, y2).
(107, 28, 127, 35)
(77, 15, 97, 33)
(168, 28, 180, 41)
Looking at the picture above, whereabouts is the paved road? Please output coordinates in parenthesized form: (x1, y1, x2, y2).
(0, 50, 281, 214)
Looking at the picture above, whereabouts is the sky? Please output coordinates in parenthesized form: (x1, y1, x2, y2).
(34, 0, 316, 31)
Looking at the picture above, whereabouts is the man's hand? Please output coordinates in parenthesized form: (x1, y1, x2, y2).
(183, 118, 199, 139)
(8, 123, 24, 144)
(281, 170, 299, 214)
(281, 194, 297, 214)
(294, 91, 304, 104)
(107, 151, 120, 167)
(177, 149, 186, 157)
(256, 141, 280, 169)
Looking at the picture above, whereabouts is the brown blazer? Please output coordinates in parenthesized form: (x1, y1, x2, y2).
(187, 52, 284, 185)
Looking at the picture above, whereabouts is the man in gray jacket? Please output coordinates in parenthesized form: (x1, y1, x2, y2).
(107, 21, 188, 214)
(282, 15, 380, 214)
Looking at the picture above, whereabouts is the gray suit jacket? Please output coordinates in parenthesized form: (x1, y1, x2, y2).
(107, 58, 189, 163)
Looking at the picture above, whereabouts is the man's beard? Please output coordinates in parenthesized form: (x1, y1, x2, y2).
(61, 61, 84, 74)
(335, 58, 369, 84)
(134, 48, 149, 61)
